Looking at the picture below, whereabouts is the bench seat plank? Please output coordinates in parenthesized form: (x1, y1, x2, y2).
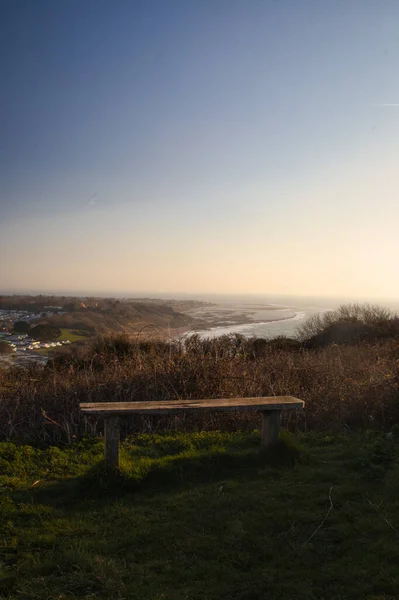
(80, 396, 304, 416)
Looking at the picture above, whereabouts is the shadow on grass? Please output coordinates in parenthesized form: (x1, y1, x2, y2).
(14, 431, 308, 511)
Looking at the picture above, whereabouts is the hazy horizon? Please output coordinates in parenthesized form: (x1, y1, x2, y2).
(2, 1, 399, 298)
(2, 288, 399, 308)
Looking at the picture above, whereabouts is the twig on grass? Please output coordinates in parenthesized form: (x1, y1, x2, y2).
(365, 495, 383, 509)
(365, 496, 397, 533)
(303, 486, 333, 545)
(384, 518, 398, 534)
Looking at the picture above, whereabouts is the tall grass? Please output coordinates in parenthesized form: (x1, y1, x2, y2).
(1, 332, 399, 443)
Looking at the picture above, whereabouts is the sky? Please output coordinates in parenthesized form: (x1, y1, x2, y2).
(1, 0, 399, 300)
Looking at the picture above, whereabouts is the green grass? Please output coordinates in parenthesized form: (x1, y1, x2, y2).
(33, 347, 53, 356)
(1, 430, 399, 599)
(58, 328, 90, 342)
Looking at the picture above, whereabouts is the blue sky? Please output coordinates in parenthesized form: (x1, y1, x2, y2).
(1, 0, 399, 298)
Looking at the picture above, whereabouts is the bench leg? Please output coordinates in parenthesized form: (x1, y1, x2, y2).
(104, 416, 120, 470)
(261, 411, 281, 447)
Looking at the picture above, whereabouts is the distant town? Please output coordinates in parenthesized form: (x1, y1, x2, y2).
(0, 295, 201, 368)
(0, 307, 71, 367)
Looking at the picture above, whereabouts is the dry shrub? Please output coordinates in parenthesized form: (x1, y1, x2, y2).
(298, 303, 397, 342)
(1, 335, 399, 443)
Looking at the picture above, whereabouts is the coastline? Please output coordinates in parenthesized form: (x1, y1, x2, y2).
(164, 300, 334, 341)
(171, 310, 304, 339)
(197, 312, 299, 332)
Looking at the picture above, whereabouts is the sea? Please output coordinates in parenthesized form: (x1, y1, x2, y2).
(151, 293, 399, 340)
(186, 294, 338, 339)
(15, 290, 398, 341)
(192, 308, 323, 339)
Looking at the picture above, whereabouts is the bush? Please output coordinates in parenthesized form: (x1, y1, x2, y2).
(91, 335, 171, 360)
(0, 341, 13, 355)
(248, 336, 302, 357)
(298, 303, 398, 347)
(29, 324, 61, 341)
(1, 328, 399, 444)
(13, 321, 31, 334)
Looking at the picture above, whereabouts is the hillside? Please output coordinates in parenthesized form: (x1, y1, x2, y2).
(0, 295, 202, 338)
(43, 302, 197, 336)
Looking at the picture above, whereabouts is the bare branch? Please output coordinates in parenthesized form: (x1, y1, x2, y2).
(384, 518, 398, 534)
(303, 487, 333, 545)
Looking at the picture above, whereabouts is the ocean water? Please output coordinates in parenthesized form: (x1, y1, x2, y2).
(191, 299, 333, 339)
(176, 293, 399, 340)
(124, 291, 399, 340)
(192, 309, 314, 339)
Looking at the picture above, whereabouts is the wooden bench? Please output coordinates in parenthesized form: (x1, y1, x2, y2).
(80, 396, 304, 470)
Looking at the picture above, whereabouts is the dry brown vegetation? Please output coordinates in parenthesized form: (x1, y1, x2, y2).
(1, 323, 399, 443)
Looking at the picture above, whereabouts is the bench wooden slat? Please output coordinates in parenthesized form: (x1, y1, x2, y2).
(80, 396, 304, 416)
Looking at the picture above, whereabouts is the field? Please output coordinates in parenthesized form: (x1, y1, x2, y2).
(25, 330, 90, 358)
(58, 328, 90, 342)
(1, 430, 399, 600)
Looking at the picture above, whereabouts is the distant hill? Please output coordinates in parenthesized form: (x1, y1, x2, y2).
(38, 302, 198, 336)
(0, 295, 202, 338)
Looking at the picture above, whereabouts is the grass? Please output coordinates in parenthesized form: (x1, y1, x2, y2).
(33, 347, 54, 356)
(1, 430, 399, 599)
(58, 328, 90, 342)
